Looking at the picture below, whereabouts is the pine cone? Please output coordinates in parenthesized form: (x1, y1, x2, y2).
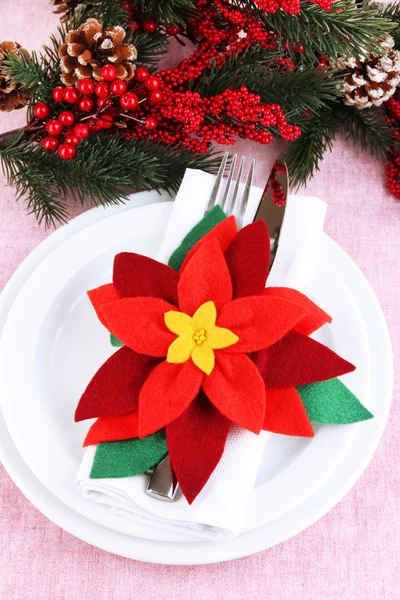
(332, 37, 400, 110)
(58, 18, 137, 86)
(0, 41, 30, 112)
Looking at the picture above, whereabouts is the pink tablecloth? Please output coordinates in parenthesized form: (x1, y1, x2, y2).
(0, 2, 399, 598)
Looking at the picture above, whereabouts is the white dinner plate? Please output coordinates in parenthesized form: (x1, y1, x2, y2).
(0, 199, 370, 541)
(0, 193, 393, 563)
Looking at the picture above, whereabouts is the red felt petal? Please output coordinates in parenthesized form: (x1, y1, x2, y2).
(75, 347, 160, 421)
(138, 360, 203, 437)
(203, 353, 265, 433)
(225, 221, 270, 299)
(178, 238, 233, 315)
(113, 252, 179, 304)
(218, 295, 305, 353)
(180, 216, 238, 272)
(87, 283, 119, 329)
(166, 391, 230, 504)
(100, 297, 176, 356)
(253, 331, 356, 388)
(263, 287, 331, 335)
(263, 387, 314, 437)
(83, 412, 139, 446)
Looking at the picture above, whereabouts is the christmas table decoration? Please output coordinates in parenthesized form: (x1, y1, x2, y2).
(75, 199, 373, 505)
(1, 0, 400, 225)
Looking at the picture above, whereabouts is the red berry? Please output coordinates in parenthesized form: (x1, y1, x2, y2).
(77, 78, 95, 95)
(42, 136, 59, 151)
(98, 114, 113, 129)
(110, 79, 127, 95)
(294, 43, 304, 54)
(95, 82, 110, 98)
(78, 96, 94, 112)
(135, 67, 149, 82)
(34, 102, 50, 119)
(148, 90, 163, 104)
(142, 19, 157, 33)
(97, 97, 111, 109)
(128, 20, 140, 32)
(59, 111, 75, 126)
(144, 76, 160, 91)
(144, 116, 158, 130)
(52, 86, 64, 102)
(45, 119, 63, 135)
(120, 92, 139, 110)
(64, 132, 80, 146)
(89, 122, 102, 132)
(101, 64, 117, 81)
(63, 87, 79, 104)
(74, 123, 90, 139)
(58, 143, 76, 160)
(166, 24, 180, 36)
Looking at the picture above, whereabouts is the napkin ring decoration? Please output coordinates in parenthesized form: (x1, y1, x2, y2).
(75, 207, 373, 504)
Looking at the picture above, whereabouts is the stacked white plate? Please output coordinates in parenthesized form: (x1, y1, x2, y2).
(0, 190, 393, 565)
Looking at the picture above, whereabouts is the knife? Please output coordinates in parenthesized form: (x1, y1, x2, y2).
(254, 161, 289, 269)
(145, 161, 289, 502)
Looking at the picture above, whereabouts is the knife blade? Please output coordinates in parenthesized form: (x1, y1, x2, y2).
(254, 162, 289, 269)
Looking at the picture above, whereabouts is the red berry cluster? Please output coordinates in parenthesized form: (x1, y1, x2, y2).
(36, 0, 328, 160)
(121, 1, 182, 37)
(35, 65, 161, 160)
(267, 161, 288, 206)
(385, 91, 400, 200)
(249, 0, 332, 15)
(126, 86, 300, 152)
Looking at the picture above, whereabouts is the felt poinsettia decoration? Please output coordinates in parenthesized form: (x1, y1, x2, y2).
(76, 207, 373, 504)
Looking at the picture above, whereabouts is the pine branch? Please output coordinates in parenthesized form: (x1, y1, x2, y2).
(0, 136, 71, 226)
(283, 108, 337, 189)
(284, 99, 395, 190)
(0, 49, 59, 104)
(128, 31, 169, 66)
(0, 134, 220, 227)
(339, 105, 394, 158)
(75, 0, 129, 27)
(192, 46, 343, 117)
(263, 0, 396, 60)
(377, 1, 400, 48)
(132, 0, 197, 26)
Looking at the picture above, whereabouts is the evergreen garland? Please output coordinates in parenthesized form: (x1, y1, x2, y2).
(0, 0, 399, 225)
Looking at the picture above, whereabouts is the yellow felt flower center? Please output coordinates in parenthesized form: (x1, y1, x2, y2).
(164, 301, 238, 375)
(193, 329, 206, 345)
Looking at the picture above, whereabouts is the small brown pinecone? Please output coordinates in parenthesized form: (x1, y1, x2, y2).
(58, 18, 137, 86)
(0, 41, 30, 112)
(332, 36, 400, 110)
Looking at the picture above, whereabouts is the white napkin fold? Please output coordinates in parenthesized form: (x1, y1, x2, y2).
(77, 168, 327, 541)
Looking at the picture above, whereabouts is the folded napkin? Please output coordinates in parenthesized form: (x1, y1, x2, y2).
(77, 168, 327, 541)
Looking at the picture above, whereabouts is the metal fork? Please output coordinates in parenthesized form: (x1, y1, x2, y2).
(146, 152, 255, 502)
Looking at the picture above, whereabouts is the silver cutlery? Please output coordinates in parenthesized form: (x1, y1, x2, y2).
(254, 161, 289, 268)
(146, 152, 255, 501)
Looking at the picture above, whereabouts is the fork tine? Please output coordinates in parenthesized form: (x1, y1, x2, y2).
(236, 158, 255, 229)
(226, 155, 245, 216)
(220, 153, 237, 212)
(205, 152, 229, 213)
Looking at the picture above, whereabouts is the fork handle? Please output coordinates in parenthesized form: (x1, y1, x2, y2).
(146, 455, 179, 502)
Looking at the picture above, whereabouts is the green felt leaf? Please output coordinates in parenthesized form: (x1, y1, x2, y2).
(168, 205, 227, 271)
(110, 333, 123, 347)
(297, 378, 374, 424)
(89, 431, 168, 479)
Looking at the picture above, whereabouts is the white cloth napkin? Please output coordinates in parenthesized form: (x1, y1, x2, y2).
(77, 168, 327, 541)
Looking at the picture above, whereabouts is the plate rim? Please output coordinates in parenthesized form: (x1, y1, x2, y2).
(0, 198, 393, 564)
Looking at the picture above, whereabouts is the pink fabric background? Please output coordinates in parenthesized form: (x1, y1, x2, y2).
(0, 2, 399, 598)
